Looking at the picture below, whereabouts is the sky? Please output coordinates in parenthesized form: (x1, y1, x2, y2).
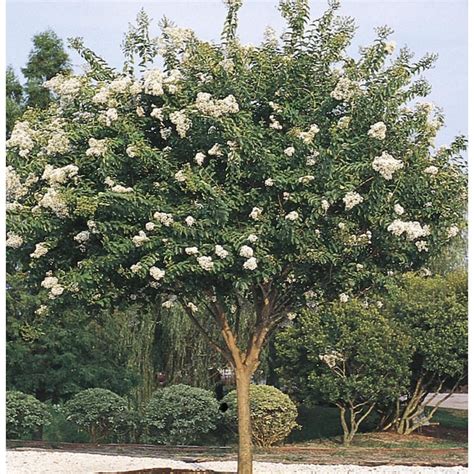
(5, 0, 468, 146)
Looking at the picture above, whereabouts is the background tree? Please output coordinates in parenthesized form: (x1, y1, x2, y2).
(22, 29, 71, 109)
(5, 1, 466, 472)
(6, 65, 24, 137)
(275, 301, 412, 445)
(380, 271, 467, 435)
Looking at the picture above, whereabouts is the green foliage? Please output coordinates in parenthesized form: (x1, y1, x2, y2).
(386, 271, 467, 388)
(276, 301, 412, 406)
(22, 29, 71, 108)
(6, 391, 52, 439)
(223, 384, 299, 447)
(143, 384, 222, 445)
(6, 66, 24, 137)
(6, 273, 139, 402)
(43, 405, 90, 443)
(64, 388, 131, 442)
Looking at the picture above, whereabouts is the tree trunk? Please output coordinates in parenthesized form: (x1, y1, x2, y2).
(235, 367, 253, 474)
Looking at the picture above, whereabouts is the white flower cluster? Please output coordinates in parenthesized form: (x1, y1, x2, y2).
(394, 204, 405, 215)
(239, 245, 254, 258)
(447, 225, 459, 238)
(6, 166, 37, 202)
(424, 166, 438, 175)
(174, 169, 187, 183)
(215, 245, 229, 259)
(339, 293, 349, 303)
(41, 275, 64, 299)
(6, 121, 35, 157)
(285, 211, 299, 221)
(187, 302, 198, 313)
(44, 75, 82, 100)
(372, 151, 404, 180)
(208, 143, 223, 156)
(387, 219, 431, 241)
(6, 231, 23, 248)
(321, 199, 330, 213)
(86, 138, 108, 157)
(384, 41, 396, 54)
(185, 246, 199, 255)
(297, 124, 320, 144)
(93, 76, 142, 106)
(150, 266, 166, 281)
(74, 230, 90, 243)
(154, 212, 174, 226)
(249, 207, 263, 220)
(284, 146, 295, 157)
(367, 122, 387, 140)
(194, 92, 239, 118)
(415, 240, 429, 252)
(319, 351, 344, 368)
(130, 262, 142, 273)
(264, 178, 274, 187)
(170, 110, 192, 138)
(194, 152, 206, 166)
(162, 294, 177, 308)
(101, 108, 119, 126)
(330, 77, 358, 101)
(343, 191, 364, 210)
(197, 255, 214, 271)
(185, 216, 195, 226)
(269, 115, 283, 130)
(143, 70, 165, 96)
(348, 230, 372, 246)
(132, 230, 150, 247)
(39, 188, 69, 218)
(46, 130, 70, 155)
(337, 116, 351, 129)
(126, 145, 138, 158)
(161, 26, 193, 52)
(219, 58, 235, 73)
(42, 164, 78, 186)
(30, 242, 48, 258)
(243, 257, 257, 270)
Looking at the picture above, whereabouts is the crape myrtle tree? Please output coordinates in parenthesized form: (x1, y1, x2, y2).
(5, 0, 466, 471)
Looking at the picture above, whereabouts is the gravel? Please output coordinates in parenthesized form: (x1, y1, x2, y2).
(6, 450, 468, 474)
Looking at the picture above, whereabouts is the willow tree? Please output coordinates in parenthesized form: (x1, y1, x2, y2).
(5, 1, 466, 472)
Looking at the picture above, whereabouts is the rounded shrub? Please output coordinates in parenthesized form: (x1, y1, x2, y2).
(6, 391, 52, 439)
(223, 384, 299, 447)
(143, 384, 221, 445)
(63, 388, 130, 443)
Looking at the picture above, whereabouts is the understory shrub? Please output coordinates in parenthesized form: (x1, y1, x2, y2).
(143, 384, 221, 445)
(64, 388, 131, 443)
(223, 384, 299, 447)
(6, 390, 52, 439)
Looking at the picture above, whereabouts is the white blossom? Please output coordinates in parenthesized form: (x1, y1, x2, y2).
(356, 263, 364, 271)
(394, 204, 405, 215)
(86, 138, 108, 157)
(239, 245, 254, 258)
(208, 144, 223, 156)
(387, 219, 431, 241)
(185, 216, 195, 226)
(297, 124, 320, 144)
(285, 211, 299, 221)
(136, 106, 145, 117)
(368, 122, 387, 140)
(447, 225, 460, 239)
(126, 145, 138, 158)
(384, 41, 396, 54)
(143, 70, 164, 96)
(337, 116, 351, 129)
(6, 121, 35, 157)
(424, 166, 439, 175)
(416, 240, 429, 252)
(247, 234, 258, 243)
(372, 151, 404, 180)
(130, 263, 142, 273)
(132, 230, 150, 247)
(194, 92, 239, 118)
(269, 115, 283, 130)
(150, 266, 166, 280)
(39, 188, 69, 217)
(264, 178, 274, 187)
(321, 199, 330, 212)
(154, 212, 174, 227)
(185, 246, 199, 255)
(339, 293, 349, 303)
(298, 175, 315, 184)
(187, 302, 198, 312)
(46, 130, 70, 155)
(35, 305, 48, 316)
(284, 146, 295, 157)
(111, 184, 133, 193)
(331, 77, 358, 101)
(42, 164, 78, 186)
(41, 276, 58, 289)
(145, 222, 156, 231)
(74, 230, 90, 243)
(215, 245, 229, 259)
(197, 255, 214, 271)
(30, 242, 48, 258)
(194, 152, 206, 166)
(243, 257, 258, 270)
(343, 191, 364, 210)
(249, 207, 263, 220)
(170, 110, 192, 138)
(174, 170, 187, 182)
(6, 232, 23, 248)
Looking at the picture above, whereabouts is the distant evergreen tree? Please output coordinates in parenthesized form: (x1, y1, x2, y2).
(22, 29, 71, 109)
(6, 66, 24, 137)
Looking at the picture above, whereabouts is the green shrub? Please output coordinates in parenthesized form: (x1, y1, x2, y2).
(63, 388, 131, 443)
(43, 404, 91, 443)
(143, 384, 221, 445)
(6, 391, 51, 439)
(223, 385, 299, 447)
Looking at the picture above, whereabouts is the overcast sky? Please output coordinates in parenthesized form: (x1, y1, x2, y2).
(6, 0, 468, 146)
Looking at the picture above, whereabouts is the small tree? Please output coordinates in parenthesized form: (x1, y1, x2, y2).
(223, 384, 299, 447)
(381, 271, 467, 434)
(64, 388, 130, 442)
(6, 66, 24, 137)
(275, 302, 412, 445)
(6, 1, 466, 471)
(6, 391, 52, 439)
